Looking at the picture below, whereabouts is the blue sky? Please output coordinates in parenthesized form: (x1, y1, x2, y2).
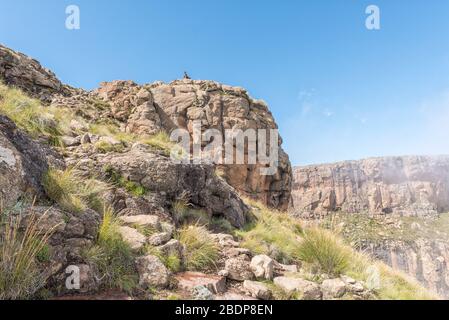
(1, 0, 449, 166)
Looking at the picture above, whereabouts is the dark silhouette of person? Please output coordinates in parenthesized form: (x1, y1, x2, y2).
(183, 71, 191, 79)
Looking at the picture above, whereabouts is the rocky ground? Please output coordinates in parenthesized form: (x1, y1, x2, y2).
(0, 44, 440, 300)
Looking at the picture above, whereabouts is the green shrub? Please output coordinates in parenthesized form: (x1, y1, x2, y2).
(36, 244, 52, 263)
(0, 83, 81, 144)
(0, 209, 57, 299)
(82, 207, 138, 293)
(177, 225, 219, 271)
(239, 199, 436, 300)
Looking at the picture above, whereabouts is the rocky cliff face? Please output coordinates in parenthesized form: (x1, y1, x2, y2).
(292, 156, 449, 298)
(292, 155, 449, 219)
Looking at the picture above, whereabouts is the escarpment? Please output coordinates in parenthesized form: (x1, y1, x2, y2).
(292, 155, 449, 219)
(292, 155, 449, 298)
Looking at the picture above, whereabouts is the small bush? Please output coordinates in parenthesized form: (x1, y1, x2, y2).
(177, 225, 219, 271)
(82, 207, 138, 293)
(0, 209, 57, 299)
(42, 168, 108, 213)
(297, 228, 353, 276)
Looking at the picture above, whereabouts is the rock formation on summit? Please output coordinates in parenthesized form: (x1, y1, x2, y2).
(92, 79, 292, 210)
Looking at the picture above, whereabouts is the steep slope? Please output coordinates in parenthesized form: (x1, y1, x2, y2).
(0, 45, 436, 300)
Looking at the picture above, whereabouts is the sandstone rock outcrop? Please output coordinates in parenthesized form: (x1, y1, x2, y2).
(0, 44, 69, 102)
(93, 80, 292, 210)
(292, 155, 449, 218)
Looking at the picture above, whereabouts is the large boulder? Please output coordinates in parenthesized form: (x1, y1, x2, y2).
(99, 144, 249, 228)
(274, 276, 322, 300)
(135, 255, 170, 289)
(224, 255, 255, 281)
(0, 115, 63, 208)
(321, 278, 347, 299)
(250, 255, 275, 280)
(175, 272, 227, 294)
(243, 280, 272, 300)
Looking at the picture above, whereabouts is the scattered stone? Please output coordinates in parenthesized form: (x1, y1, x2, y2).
(192, 286, 214, 300)
(250, 255, 274, 280)
(61, 136, 80, 147)
(76, 264, 98, 293)
(225, 255, 255, 281)
(80, 133, 91, 144)
(274, 263, 299, 275)
(98, 136, 122, 146)
(274, 276, 322, 300)
(135, 255, 169, 288)
(243, 280, 272, 300)
(119, 215, 161, 230)
(212, 233, 240, 247)
(321, 278, 347, 299)
(214, 289, 258, 300)
(148, 232, 171, 246)
(158, 239, 184, 259)
(218, 270, 229, 277)
(175, 272, 226, 294)
(340, 275, 357, 285)
(117, 226, 146, 250)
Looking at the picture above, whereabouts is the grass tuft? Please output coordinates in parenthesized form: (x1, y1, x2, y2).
(42, 168, 108, 213)
(82, 207, 138, 293)
(236, 199, 303, 264)
(0, 208, 57, 299)
(297, 227, 352, 276)
(177, 225, 219, 271)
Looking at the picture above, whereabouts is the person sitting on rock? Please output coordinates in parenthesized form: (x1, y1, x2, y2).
(183, 71, 191, 79)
